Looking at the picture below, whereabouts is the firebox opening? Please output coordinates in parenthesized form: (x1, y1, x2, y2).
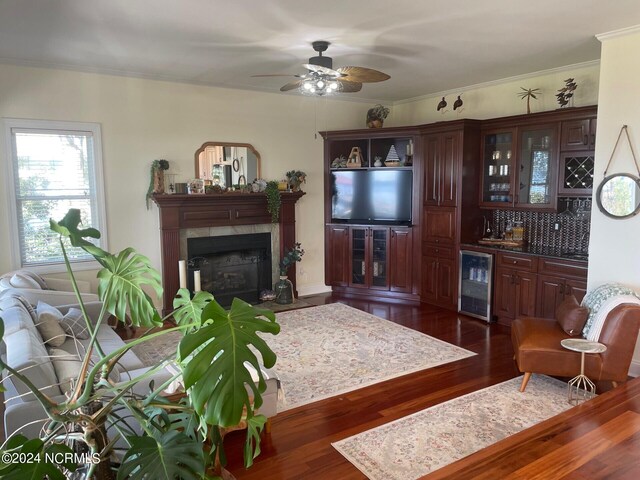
(187, 233, 272, 307)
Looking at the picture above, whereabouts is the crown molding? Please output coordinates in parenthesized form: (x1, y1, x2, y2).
(596, 24, 640, 42)
(392, 59, 601, 106)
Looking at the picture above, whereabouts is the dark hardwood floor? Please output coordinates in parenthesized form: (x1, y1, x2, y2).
(225, 294, 523, 479)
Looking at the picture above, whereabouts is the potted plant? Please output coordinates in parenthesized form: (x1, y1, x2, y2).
(274, 243, 305, 305)
(264, 180, 281, 223)
(366, 104, 390, 128)
(0, 208, 280, 479)
(285, 170, 307, 192)
(146, 159, 170, 209)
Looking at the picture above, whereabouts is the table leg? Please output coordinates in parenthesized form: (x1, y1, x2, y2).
(567, 352, 596, 405)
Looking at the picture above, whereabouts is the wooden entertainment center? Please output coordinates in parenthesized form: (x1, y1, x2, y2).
(321, 106, 596, 320)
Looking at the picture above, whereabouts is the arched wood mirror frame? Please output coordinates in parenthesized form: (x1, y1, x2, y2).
(194, 141, 261, 185)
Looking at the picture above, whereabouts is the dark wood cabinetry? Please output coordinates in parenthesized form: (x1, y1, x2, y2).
(494, 252, 538, 324)
(561, 118, 597, 151)
(536, 257, 588, 318)
(480, 106, 597, 209)
(493, 251, 588, 325)
(325, 225, 350, 287)
(325, 224, 415, 297)
(421, 121, 481, 309)
(390, 227, 413, 293)
(424, 131, 460, 207)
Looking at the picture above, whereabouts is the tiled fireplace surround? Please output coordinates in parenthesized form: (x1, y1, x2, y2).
(153, 192, 304, 315)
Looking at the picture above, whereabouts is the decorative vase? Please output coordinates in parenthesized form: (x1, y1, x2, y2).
(153, 169, 165, 194)
(274, 276, 294, 305)
(367, 118, 383, 128)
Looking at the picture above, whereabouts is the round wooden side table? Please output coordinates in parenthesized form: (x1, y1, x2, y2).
(561, 338, 607, 405)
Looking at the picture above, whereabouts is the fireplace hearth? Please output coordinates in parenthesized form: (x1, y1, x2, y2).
(187, 233, 271, 307)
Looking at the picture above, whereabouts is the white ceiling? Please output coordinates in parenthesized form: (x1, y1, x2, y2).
(1, 0, 639, 102)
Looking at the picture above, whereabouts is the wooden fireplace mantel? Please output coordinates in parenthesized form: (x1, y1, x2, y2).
(153, 191, 305, 315)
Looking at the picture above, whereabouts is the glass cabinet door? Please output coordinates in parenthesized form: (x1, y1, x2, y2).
(481, 131, 515, 205)
(518, 125, 557, 208)
(370, 228, 389, 288)
(350, 228, 367, 286)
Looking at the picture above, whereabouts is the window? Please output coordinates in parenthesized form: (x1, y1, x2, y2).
(4, 119, 107, 271)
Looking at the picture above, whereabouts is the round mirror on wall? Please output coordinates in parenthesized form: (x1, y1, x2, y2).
(596, 173, 640, 219)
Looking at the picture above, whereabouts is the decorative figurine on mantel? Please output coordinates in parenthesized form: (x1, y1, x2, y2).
(366, 104, 390, 128)
(517, 87, 541, 114)
(146, 159, 169, 209)
(556, 78, 577, 108)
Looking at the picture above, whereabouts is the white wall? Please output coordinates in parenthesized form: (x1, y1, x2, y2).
(0, 64, 372, 297)
(588, 26, 640, 375)
(387, 62, 600, 126)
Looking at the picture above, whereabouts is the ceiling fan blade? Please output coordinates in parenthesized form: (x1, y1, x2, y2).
(337, 66, 390, 83)
(336, 80, 363, 93)
(280, 80, 303, 92)
(302, 63, 343, 77)
(251, 74, 297, 77)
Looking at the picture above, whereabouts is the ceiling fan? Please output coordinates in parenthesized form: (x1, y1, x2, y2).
(253, 41, 390, 96)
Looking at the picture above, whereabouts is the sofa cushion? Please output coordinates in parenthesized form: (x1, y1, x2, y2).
(36, 302, 67, 347)
(556, 295, 589, 336)
(48, 348, 82, 395)
(0, 304, 35, 337)
(4, 328, 61, 398)
(10, 273, 42, 290)
(59, 308, 89, 340)
(57, 325, 145, 372)
(0, 292, 37, 321)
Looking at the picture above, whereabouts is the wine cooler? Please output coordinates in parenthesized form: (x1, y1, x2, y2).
(458, 250, 493, 322)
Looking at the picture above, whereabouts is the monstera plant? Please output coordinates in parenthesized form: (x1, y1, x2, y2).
(0, 209, 280, 479)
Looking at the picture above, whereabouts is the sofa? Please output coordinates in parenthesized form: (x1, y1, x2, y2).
(0, 269, 99, 306)
(0, 296, 175, 439)
(0, 294, 280, 441)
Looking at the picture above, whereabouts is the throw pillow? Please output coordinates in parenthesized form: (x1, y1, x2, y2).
(59, 308, 90, 340)
(10, 273, 42, 290)
(556, 295, 589, 336)
(48, 348, 82, 395)
(36, 301, 67, 347)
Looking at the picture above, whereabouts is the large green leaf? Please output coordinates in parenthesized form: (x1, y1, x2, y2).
(179, 298, 280, 428)
(0, 435, 77, 480)
(117, 431, 204, 480)
(97, 247, 163, 326)
(50, 208, 106, 260)
(244, 414, 267, 468)
(172, 288, 214, 328)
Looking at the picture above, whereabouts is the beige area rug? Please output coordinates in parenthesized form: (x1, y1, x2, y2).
(126, 330, 183, 366)
(270, 303, 475, 411)
(333, 374, 575, 480)
(126, 303, 475, 411)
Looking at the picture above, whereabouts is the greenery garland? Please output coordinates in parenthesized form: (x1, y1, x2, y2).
(265, 180, 281, 223)
(146, 159, 169, 209)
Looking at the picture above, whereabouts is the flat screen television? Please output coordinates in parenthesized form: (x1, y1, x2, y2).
(331, 169, 413, 225)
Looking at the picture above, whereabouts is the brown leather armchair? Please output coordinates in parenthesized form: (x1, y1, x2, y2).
(512, 304, 640, 392)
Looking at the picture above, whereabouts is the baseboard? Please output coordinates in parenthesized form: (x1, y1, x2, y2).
(628, 359, 640, 378)
(297, 283, 332, 297)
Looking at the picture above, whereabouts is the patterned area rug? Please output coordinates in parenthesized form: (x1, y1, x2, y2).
(125, 303, 475, 411)
(270, 303, 475, 410)
(126, 330, 182, 366)
(333, 374, 574, 480)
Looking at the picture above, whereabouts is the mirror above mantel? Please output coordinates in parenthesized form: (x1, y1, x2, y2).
(195, 142, 261, 187)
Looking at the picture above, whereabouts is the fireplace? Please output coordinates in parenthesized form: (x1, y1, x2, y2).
(187, 233, 272, 307)
(152, 192, 304, 315)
